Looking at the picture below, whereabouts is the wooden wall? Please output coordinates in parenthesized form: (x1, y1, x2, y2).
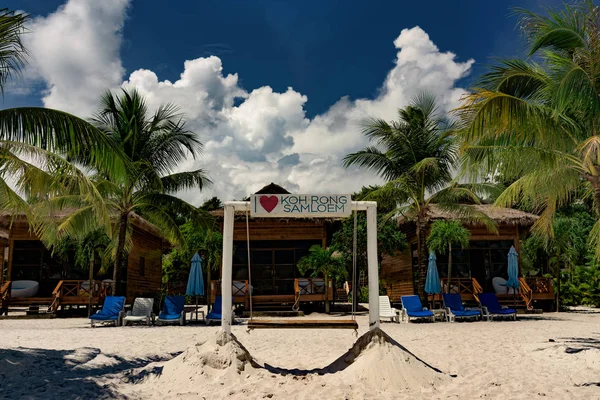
(381, 249, 415, 302)
(228, 218, 327, 243)
(126, 227, 163, 300)
(380, 223, 524, 299)
(2, 218, 164, 301)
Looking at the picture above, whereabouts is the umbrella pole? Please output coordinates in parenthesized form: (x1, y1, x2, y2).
(196, 295, 198, 321)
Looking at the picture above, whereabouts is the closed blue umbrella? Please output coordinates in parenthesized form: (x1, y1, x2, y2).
(506, 246, 520, 290)
(506, 246, 520, 308)
(187, 253, 205, 296)
(187, 253, 204, 321)
(425, 251, 441, 308)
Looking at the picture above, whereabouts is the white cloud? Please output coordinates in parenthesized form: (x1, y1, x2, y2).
(24, 1, 474, 204)
(24, 0, 129, 116)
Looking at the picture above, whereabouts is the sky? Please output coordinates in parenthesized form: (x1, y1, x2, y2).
(4, 0, 562, 204)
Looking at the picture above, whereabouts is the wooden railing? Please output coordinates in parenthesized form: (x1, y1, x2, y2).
(526, 277, 554, 295)
(439, 278, 483, 300)
(295, 278, 327, 295)
(49, 280, 113, 312)
(519, 277, 534, 310)
(209, 278, 332, 305)
(0, 281, 10, 314)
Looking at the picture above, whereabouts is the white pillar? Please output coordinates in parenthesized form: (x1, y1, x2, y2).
(221, 204, 234, 333)
(366, 203, 379, 330)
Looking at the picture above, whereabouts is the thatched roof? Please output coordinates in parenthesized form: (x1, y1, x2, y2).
(255, 182, 290, 194)
(0, 210, 163, 239)
(401, 204, 538, 227)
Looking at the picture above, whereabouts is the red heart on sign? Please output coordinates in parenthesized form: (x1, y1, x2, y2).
(259, 195, 278, 213)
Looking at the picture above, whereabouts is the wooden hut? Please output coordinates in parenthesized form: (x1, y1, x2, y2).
(209, 183, 341, 310)
(0, 212, 166, 315)
(381, 204, 554, 309)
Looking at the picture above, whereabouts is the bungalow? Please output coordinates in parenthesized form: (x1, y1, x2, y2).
(209, 183, 341, 310)
(0, 212, 166, 315)
(381, 204, 555, 309)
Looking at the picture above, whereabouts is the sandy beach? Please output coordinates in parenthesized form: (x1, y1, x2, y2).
(1, 309, 599, 400)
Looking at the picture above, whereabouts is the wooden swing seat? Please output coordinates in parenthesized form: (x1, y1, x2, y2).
(247, 318, 358, 330)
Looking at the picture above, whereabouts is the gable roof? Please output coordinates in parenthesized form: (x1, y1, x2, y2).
(400, 204, 538, 227)
(255, 182, 290, 194)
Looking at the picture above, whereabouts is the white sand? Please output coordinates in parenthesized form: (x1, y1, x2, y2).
(1, 309, 599, 399)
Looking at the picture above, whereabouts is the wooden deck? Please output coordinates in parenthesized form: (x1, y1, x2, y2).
(0, 280, 113, 315)
(432, 277, 555, 308)
(210, 278, 334, 308)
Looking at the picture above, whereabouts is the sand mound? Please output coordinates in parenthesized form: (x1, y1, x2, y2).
(145, 330, 258, 392)
(330, 328, 447, 392)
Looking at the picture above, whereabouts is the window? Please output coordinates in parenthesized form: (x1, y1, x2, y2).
(139, 257, 146, 277)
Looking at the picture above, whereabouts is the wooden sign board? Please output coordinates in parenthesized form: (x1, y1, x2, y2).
(250, 194, 352, 218)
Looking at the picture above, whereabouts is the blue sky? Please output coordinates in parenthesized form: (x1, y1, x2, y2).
(6, 0, 560, 116)
(4, 0, 562, 202)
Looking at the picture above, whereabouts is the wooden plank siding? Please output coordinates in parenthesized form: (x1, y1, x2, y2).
(126, 228, 163, 301)
(380, 224, 526, 299)
(230, 218, 327, 242)
(381, 250, 415, 302)
(1, 217, 165, 302)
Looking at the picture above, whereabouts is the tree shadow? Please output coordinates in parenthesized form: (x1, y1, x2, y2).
(560, 335, 600, 350)
(0, 347, 178, 399)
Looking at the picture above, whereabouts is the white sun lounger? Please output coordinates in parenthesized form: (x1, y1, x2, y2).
(122, 298, 154, 326)
(379, 295, 400, 323)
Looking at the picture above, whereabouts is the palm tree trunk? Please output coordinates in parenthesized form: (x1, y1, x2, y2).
(206, 262, 211, 310)
(416, 218, 428, 300)
(447, 243, 452, 294)
(556, 251, 561, 312)
(324, 275, 330, 313)
(112, 213, 129, 296)
(88, 254, 94, 317)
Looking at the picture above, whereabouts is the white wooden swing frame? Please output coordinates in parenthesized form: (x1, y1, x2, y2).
(219, 200, 380, 333)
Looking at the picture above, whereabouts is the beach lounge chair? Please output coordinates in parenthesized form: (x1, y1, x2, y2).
(206, 296, 234, 325)
(89, 296, 125, 327)
(123, 297, 154, 326)
(157, 295, 185, 325)
(478, 293, 517, 321)
(442, 293, 481, 322)
(400, 295, 435, 323)
(379, 295, 400, 323)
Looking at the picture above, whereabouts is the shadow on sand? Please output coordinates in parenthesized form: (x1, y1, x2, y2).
(0, 347, 178, 400)
(261, 327, 450, 377)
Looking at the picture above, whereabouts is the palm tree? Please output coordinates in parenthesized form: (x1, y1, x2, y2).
(200, 197, 223, 212)
(343, 93, 497, 296)
(87, 88, 211, 295)
(0, 9, 126, 235)
(426, 221, 471, 293)
(456, 1, 600, 258)
(297, 245, 346, 313)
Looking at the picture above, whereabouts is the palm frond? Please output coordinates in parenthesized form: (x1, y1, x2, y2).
(0, 9, 29, 94)
(160, 169, 212, 193)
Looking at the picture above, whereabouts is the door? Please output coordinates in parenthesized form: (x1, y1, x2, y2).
(274, 250, 295, 294)
(470, 249, 490, 292)
(251, 250, 275, 295)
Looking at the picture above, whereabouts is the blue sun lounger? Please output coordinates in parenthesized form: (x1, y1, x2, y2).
(158, 295, 186, 325)
(400, 295, 435, 322)
(206, 296, 234, 325)
(90, 296, 125, 327)
(442, 293, 481, 322)
(478, 293, 517, 321)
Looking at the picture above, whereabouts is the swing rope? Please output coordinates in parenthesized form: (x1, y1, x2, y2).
(351, 203, 358, 321)
(246, 209, 253, 321)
